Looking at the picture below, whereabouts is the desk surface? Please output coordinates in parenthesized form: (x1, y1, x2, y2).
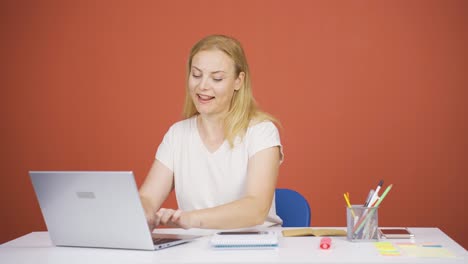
(1, 227, 466, 264)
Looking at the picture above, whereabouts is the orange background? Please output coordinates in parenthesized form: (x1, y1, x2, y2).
(1, 0, 467, 248)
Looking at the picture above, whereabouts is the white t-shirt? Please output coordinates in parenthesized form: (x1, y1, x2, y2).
(155, 116, 284, 226)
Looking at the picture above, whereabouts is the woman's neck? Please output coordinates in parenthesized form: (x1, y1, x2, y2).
(197, 114, 223, 136)
(197, 115, 225, 151)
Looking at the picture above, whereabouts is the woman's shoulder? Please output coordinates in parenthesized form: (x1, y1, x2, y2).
(248, 118, 278, 130)
(166, 116, 197, 135)
(245, 119, 279, 139)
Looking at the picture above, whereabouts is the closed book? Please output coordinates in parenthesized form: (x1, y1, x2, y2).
(379, 228, 415, 239)
(210, 231, 278, 249)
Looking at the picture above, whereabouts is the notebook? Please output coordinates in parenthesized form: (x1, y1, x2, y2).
(210, 231, 279, 249)
(29, 171, 201, 250)
(282, 228, 347, 237)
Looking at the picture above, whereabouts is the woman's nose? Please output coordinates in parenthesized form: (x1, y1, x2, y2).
(198, 77, 209, 90)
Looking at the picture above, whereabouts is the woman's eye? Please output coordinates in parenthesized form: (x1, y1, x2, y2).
(213, 78, 223, 82)
(192, 74, 201, 78)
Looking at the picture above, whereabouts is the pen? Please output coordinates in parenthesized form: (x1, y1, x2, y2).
(343, 193, 355, 217)
(364, 189, 374, 207)
(369, 184, 392, 208)
(367, 180, 384, 207)
(374, 180, 384, 195)
(353, 184, 393, 235)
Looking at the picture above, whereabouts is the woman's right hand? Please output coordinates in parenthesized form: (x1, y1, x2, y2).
(140, 195, 158, 231)
(139, 159, 176, 231)
(145, 209, 157, 231)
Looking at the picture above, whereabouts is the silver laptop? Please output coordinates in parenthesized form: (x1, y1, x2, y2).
(29, 171, 201, 250)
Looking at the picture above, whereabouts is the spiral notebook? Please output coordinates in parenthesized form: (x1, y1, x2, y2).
(210, 231, 279, 249)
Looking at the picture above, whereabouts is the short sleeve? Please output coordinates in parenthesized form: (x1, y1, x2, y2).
(155, 126, 175, 172)
(246, 121, 284, 163)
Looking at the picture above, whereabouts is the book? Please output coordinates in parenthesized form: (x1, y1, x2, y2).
(210, 231, 279, 249)
(282, 228, 347, 237)
(379, 228, 415, 239)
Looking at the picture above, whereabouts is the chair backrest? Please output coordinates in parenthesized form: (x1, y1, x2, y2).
(275, 188, 311, 227)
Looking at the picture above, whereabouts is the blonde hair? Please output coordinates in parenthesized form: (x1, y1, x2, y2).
(183, 34, 278, 147)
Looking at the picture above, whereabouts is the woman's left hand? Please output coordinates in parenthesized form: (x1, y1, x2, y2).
(155, 208, 192, 229)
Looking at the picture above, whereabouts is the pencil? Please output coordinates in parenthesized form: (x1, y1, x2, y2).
(353, 184, 393, 236)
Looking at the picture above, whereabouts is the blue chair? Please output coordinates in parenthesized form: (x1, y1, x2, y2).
(275, 188, 311, 227)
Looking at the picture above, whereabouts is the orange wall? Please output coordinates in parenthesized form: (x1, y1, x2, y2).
(2, 0, 467, 248)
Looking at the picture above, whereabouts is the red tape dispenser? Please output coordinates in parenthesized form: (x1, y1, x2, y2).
(320, 237, 332, 250)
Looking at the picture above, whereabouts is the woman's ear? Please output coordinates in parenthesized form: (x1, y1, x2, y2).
(234, 72, 245, 91)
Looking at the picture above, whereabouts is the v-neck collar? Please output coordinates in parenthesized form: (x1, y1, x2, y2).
(193, 116, 227, 155)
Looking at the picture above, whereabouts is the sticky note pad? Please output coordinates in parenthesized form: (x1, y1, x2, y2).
(374, 242, 401, 256)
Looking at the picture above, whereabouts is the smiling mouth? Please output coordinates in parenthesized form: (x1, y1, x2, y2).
(197, 94, 215, 103)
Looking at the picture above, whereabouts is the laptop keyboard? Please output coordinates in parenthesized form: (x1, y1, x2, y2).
(152, 237, 179, 245)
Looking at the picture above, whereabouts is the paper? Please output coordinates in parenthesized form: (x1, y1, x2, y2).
(373, 242, 457, 258)
(398, 243, 455, 258)
(282, 228, 347, 237)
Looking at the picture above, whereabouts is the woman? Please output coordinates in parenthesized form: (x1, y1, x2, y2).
(139, 35, 283, 230)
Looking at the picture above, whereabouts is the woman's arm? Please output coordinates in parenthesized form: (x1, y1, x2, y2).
(139, 159, 174, 230)
(158, 146, 281, 229)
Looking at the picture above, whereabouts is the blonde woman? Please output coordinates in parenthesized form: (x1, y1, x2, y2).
(139, 35, 283, 230)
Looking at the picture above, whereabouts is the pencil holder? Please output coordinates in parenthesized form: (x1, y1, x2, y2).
(346, 205, 379, 242)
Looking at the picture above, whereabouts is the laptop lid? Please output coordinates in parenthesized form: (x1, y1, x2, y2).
(29, 171, 200, 250)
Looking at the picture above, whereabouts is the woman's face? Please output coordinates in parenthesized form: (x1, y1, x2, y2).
(188, 49, 244, 118)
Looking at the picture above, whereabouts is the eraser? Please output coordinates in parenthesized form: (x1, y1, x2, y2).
(320, 237, 332, 249)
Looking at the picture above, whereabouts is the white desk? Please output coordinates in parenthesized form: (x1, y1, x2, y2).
(1, 228, 466, 264)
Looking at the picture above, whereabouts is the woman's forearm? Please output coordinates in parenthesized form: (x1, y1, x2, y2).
(187, 195, 273, 229)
